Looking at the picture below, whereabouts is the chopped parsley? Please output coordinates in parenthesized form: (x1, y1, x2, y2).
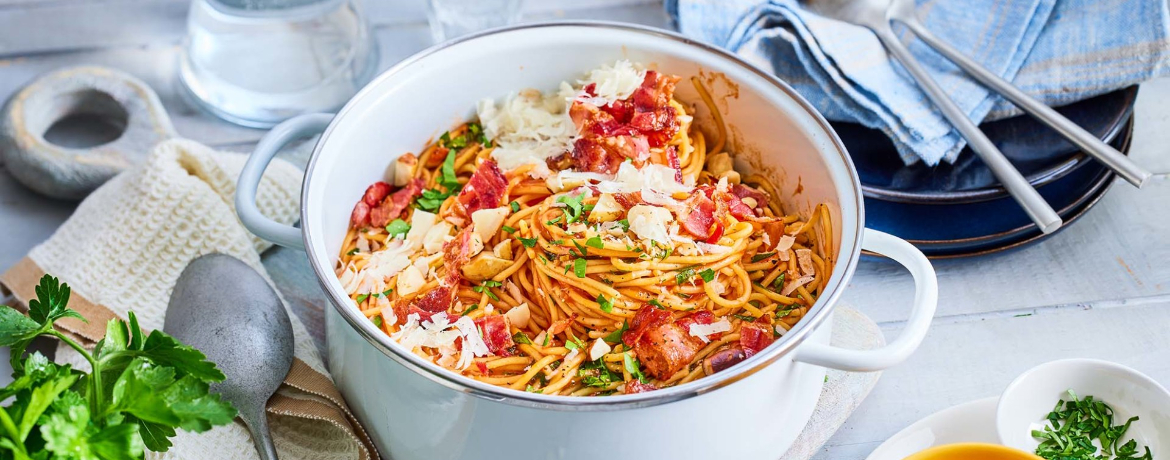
(414, 148, 462, 211)
(513, 331, 533, 345)
(510, 201, 521, 213)
(542, 333, 551, 346)
(525, 385, 542, 394)
(573, 258, 588, 278)
(585, 236, 604, 249)
(502, 225, 516, 234)
(385, 219, 410, 239)
(373, 288, 393, 298)
(557, 192, 588, 223)
(572, 240, 590, 258)
(438, 123, 491, 151)
(346, 248, 359, 256)
(461, 304, 479, 316)
(675, 266, 696, 285)
(623, 352, 648, 383)
(648, 299, 665, 308)
(603, 320, 629, 343)
(596, 293, 613, 313)
(472, 280, 502, 301)
(775, 307, 797, 318)
(617, 219, 630, 232)
(519, 237, 538, 248)
(579, 360, 621, 387)
(355, 294, 370, 304)
(772, 273, 786, 291)
(565, 334, 586, 351)
(1032, 390, 1152, 460)
(732, 314, 756, 322)
(751, 252, 776, 263)
(371, 315, 383, 328)
(546, 214, 564, 226)
(699, 268, 716, 282)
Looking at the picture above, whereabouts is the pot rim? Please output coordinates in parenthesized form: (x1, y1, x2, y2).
(301, 20, 865, 411)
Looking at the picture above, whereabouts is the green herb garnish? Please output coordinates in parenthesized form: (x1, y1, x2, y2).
(603, 321, 629, 343)
(578, 360, 621, 388)
(502, 225, 516, 234)
(585, 236, 604, 250)
(556, 192, 588, 223)
(573, 258, 588, 278)
(510, 201, 521, 213)
(675, 267, 696, 286)
(385, 219, 411, 239)
(699, 268, 716, 283)
(472, 280, 501, 301)
(623, 352, 648, 383)
(355, 293, 370, 304)
(648, 299, 664, 308)
(519, 237, 538, 248)
(1032, 390, 1153, 460)
(0, 275, 236, 458)
(596, 294, 613, 313)
(372, 315, 384, 328)
(617, 219, 630, 232)
(751, 252, 776, 263)
(733, 314, 756, 321)
(461, 304, 479, 316)
(772, 273, 786, 290)
(346, 248, 359, 256)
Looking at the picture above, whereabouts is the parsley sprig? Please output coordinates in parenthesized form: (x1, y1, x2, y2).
(0, 275, 236, 458)
(414, 149, 463, 212)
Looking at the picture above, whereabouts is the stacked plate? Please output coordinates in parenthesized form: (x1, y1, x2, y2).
(837, 87, 1137, 258)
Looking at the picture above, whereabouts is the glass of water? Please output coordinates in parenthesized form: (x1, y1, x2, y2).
(179, 0, 379, 128)
(426, 0, 525, 43)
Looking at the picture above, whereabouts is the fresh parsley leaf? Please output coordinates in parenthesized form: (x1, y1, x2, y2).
(733, 314, 756, 321)
(372, 315, 384, 328)
(385, 219, 410, 239)
(542, 333, 551, 346)
(573, 258, 588, 278)
(28, 274, 83, 326)
(772, 273, 786, 290)
(775, 307, 796, 319)
(346, 248, 359, 256)
(585, 236, 604, 249)
(578, 360, 621, 388)
(502, 225, 516, 234)
(596, 294, 613, 313)
(603, 321, 629, 343)
(546, 214, 564, 226)
(510, 201, 521, 213)
(519, 237, 538, 248)
(675, 267, 696, 286)
(472, 281, 501, 301)
(572, 240, 589, 258)
(355, 294, 370, 304)
(623, 352, 648, 383)
(439, 148, 460, 191)
(461, 304, 479, 316)
(617, 219, 630, 232)
(565, 334, 586, 351)
(751, 252, 776, 263)
(525, 385, 542, 393)
(556, 192, 588, 223)
(648, 299, 664, 308)
(699, 269, 716, 283)
(513, 332, 533, 345)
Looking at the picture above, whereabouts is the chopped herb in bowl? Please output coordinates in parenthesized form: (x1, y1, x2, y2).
(1032, 390, 1152, 460)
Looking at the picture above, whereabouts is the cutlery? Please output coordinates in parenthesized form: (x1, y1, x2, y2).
(165, 253, 294, 460)
(804, 0, 1063, 233)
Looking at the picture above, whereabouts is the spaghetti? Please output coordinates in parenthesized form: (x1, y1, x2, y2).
(335, 62, 834, 396)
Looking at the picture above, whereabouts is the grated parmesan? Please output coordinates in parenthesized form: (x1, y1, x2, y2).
(578, 60, 645, 104)
(478, 86, 576, 178)
(688, 318, 732, 343)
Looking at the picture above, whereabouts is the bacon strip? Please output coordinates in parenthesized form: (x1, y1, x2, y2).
(474, 315, 514, 356)
(351, 181, 394, 227)
(370, 178, 424, 227)
(457, 160, 507, 216)
(623, 306, 704, 379)
(739, 321, 776, 357)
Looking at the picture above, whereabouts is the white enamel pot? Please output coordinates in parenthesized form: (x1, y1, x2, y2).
(235, 22, 938, 460)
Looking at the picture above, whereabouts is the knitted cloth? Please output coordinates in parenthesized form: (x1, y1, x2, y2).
(0, 139, 376, 460)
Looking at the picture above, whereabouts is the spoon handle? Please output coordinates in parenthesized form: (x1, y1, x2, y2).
(894, 17, 1151, 188)
(242, 405, 280, 460)
(871, 26, 1062, 234)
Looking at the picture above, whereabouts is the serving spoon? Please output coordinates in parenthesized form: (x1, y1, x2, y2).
(164, 253, 294, 460)
(803, 0, 1063, 233)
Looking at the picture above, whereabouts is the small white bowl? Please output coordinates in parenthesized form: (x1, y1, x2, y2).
(997, 359, 1170, 457)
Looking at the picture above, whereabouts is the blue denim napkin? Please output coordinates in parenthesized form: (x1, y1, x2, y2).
(667, 0, 1170, 165)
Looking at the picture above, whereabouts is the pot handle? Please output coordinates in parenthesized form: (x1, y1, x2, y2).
(793, 229, 938, 372)
(236, 113, 334, 250)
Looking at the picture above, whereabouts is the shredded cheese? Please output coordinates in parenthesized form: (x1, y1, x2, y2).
(688, 318, 732, 343)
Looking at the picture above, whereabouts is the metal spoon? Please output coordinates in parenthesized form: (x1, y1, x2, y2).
(164, 253, 293, 460)
(803, 0, 1063, 234)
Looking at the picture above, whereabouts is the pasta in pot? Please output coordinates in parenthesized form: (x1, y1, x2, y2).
(334, 61, 834, 396)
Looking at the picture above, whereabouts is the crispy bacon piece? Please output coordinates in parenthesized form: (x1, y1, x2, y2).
(679, 192, 717, 239)
(474, 315, 514, 356)
(457, 160, 507, 216)
(566, 71, 682, 174)
(703, 347, 748, 375)
(628, 71, 682, 147)
(350, 181, 394, 227)
(370, 178, 424, 227)
(732, 184, 769, 207)
(570, 137, 626, 175)
(739, 320, 776, 357)
(400, 287, 456, 324)
(723, 194, 755, 220)
(624, 380, 658, 394)
(442, 228, 475, 281)
(623, 306, 703, 379)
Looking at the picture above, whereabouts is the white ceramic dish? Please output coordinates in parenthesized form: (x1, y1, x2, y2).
(235, 22, 939, 460)
(867, 397, 999, 460)
(997, 359, 1170, 456)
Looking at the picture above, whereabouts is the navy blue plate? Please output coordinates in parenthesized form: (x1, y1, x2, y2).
(862, 118, 1131, 258)
(838, 87, 1137, 204)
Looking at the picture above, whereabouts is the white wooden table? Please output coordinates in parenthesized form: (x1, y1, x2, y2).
(1, 1, 1168, 458)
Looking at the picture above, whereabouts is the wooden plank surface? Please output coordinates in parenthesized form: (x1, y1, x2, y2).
(0, 1, 1168, 459)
